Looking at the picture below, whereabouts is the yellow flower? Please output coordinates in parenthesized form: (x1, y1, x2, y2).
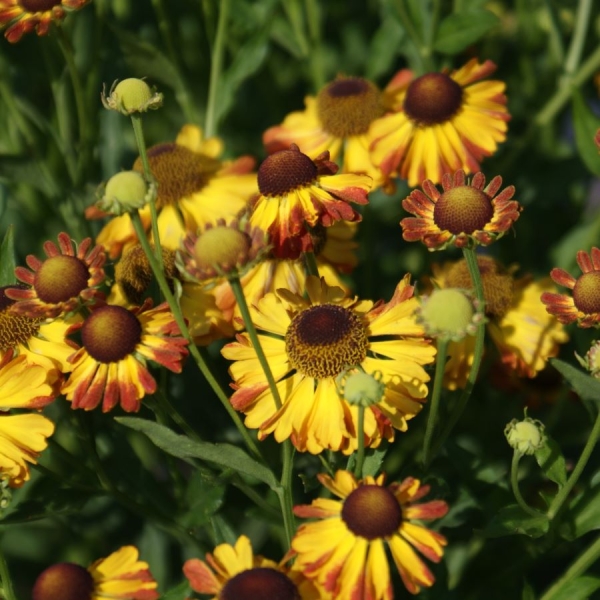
(183, 535, 323, 600)
(432, 256, 569, 389)
(0, 0, 89, 43)
(401, 170, 520, 250)
(87, 125, 257, 258)
(61, 301, 188, 412)
(292, 470, 448, 597)
(264, 76, 387, 189)
(369, 59, 510, 187)
(221, 275, 435, 454)
(32, 545, 159, 600)
(251, 144, 370, 258)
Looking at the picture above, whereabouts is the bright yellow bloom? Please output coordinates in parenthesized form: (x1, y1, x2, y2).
(222, 276, 435, 454)
(292, 470, 448, 597)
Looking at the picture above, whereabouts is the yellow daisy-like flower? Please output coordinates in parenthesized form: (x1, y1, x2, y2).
(401, 169, 520, 250)
(369, 59, 510, 187)
(292, 470, 448, 597)
(87, 124, 257, 258)
(183, 535, 323, 600)
(251, 143, 370, 259)
(264, 76, 387, 189)
(0, 0, 89, 43)
(0, 284, 79, 387)
(221, 275, 435, 454)
(432, 256, 568, 389)
(61, 301, 188, 413)
(0, 351, 55, 487)
(541, 247, 600, 328)
(32, 545, 159, 600)
(7, 232, 106, 318)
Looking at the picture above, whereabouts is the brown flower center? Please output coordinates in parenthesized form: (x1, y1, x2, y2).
(32, 562, 94, 600)
(573, 272, 600, 315)
(20, 0, 61, 11)
(403, 72, 463, 125)
(285, 304, 369, 379)
(220, 567, 300, 600)
(0, 286, 42, 350)
(116, 244, 177, 304)
(445, 256, 514, 318)
(33, 255, 90, 305)
(134, 143, 221, 209)
(433, 186, 494, 235)
(258, 147, 318, 197)
(81, 305, 142, 363)
(317, 77, 383, 137)
(341, 485, 402, 540)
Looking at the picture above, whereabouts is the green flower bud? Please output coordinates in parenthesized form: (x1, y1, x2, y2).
(576, 340, 600, 379)
(95, 171, 155, 216)
(505, 417, 546, 455)
(336, 369, 385, 407)
(101, 78, 163, 115)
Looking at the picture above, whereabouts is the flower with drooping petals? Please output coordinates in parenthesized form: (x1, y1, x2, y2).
(183, 535, 323, 600)
(369, 59, 510, 187)
(401, 169, 520, 250)
(541, 247, 600, 328)
(221, 275, 435, 454)
(250, 143, 370, 258)
(6, 232, 106, 318)
(0, 0, 89, 43)
(61, 301, 188, 413)
(32, 545, 159, 600)
(292, 470, 448, 597)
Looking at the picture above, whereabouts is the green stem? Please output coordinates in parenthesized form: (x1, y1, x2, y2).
(422, 339, 449, 469)
(547, 409, 600, 520)
(354, 405, 366, 478)
(130, 114, 163, 272)
(395, 0, 429, 73)
(129, 212, 263, 461)
(304, 250, 320, 278)
(304, 0, 325, 91)
(510, 451, 543, 517)
(204, 0, 230, 138)
(540, 534, 600, 600)
(283, 0, 310, 58)
(0, 545, 16, 600)
(562, 0, 592, 82)
(428, 248, 486, 459)
(542, 0, 565, 66)
(279, 441, 296, 548)
(55, 25, 90, 185)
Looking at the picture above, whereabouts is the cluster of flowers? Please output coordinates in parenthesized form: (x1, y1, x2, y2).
(4, 2, 600, 598)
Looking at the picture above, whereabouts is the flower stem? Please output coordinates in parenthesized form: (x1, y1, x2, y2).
(428, 247, 486, 459)
(204, 0, 230, 138)
(304, 250, 320, 278)
(279, 441, 296, 548)
(547, 409, 600, 520)
(540, 534, 600, 600)
(304, 0, 325, 91)
(0, 545, 16, 600)
(422, 339, 449, 469)
(395, 0, 432, 73)
(561, 0, 593, 84)
(130, 114, 164, 272)
(510, 451, 543, 517)
(354, 405, 366, 478)
(129, 212, 263, 461)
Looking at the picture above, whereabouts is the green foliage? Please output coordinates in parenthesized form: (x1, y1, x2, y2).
(535, 435, 567, 489)
(484, 505, 549, 539)
(551, 359, 600, 404)
(0, 226, 15, 286)
(434, 8, 500, 55)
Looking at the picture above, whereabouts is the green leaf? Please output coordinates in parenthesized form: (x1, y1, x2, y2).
(565, 481, 600, 539)
(522, 580, 536, 600)
(551, 359, 600, 403)
(181, 472, 226, 528)
(0, 225, 16, 286)
(434, 9, 500, 55)
(571, 89, 600, 177)
(535, 435, 567, 487)
(483, 504, 549, 538)
(116, 417, 278, 490)
(159, 580, 190, 600)
(551, 216, 600, 272)
(543, 576, 600, 600)
(366, 18, 405, 80)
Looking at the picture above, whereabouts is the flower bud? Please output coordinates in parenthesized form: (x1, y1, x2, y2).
(336, 369, 385, 407)
(505, 417, 546, 455)
(96, 171, 154, 215)
(101, 78, 163, 115)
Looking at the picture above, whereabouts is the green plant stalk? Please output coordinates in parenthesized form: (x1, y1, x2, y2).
(562, 0, 592, 81)
(55, 25, 90, 185)
(540, 534, 600, 600)
(354, 405, 366, 478)
(283, 0, 310, 57)
(304, 0, 325, 91)
(130, 114, 164, 272)
(422, 339, 449, 468)
(228, 275, 295, 547)
(204, 0, 230, 138)
(542, 0, 565, 66)
(129, 212, 263, 461)
(304, 250, 320, 278)
(395, 0, 431, 73)
(0, 545, 16, 600)
(510, 451, 543, 517)
(428, 247, 486, 459)
(547, 409, 600, 520)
